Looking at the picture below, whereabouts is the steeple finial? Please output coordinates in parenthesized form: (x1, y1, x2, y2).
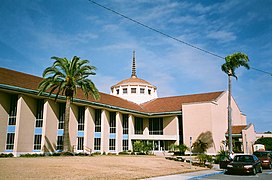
(131, 50, 137, 78)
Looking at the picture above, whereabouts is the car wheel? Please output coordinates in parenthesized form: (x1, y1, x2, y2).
(252, 168, 257, 175)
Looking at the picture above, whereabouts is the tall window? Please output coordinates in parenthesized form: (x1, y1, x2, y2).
(178, 115, 183, 144)
(58, 104, 65, 129)
(57, 104, 65, 151)
(109, 112, 116, 133)
(109, 139, 115, 151)
(35, 99, 44, 127)
(123, 139, 128, 151)
(149, 118, 163, 135)
(77, 137, 84, 150)
(116, 89, 119, 95)
(34, 135, 42, 150)
(95, 109, 101, 132)
(77, 106, 85, 151)
(8, 95, 18, 125)
(78, 106, 85, 131)
(122, 114, 129, 134)
(56, 136, 63, 150)
(94, 138, 101, 150)
(140, 88, 145, 94)
(134, 117, 143, 134)
(6, 95, 18, 150)
(33, 99, 44, 151)
(6, 133, 15, 150)
(148, 89, 151, 95)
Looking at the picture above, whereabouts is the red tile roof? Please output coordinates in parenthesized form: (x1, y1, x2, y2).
(141, 91, 224, 113)
(0, 67, 224, 115)
(226, 125, 247, 134)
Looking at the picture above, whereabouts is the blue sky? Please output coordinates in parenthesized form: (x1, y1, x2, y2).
(0, 0, 271, 132)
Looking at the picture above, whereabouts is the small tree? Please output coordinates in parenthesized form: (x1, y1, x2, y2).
(255, 137, 272, 151)
(133, 141, 153, 154)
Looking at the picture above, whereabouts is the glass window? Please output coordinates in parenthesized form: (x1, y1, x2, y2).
(56, 136, 63, 151)
(35, 99, 44, 127)
(94, 138, 101, 150)
(134, 117, 143, 134)
(8, 95, 18, 125)
(110, 112, 116, 133)
(34, 134, 42, 150)
(149, 118, 163, 135)
(6, 133, 15, 150)
(123, 88, 128, 94)
(148, 89, 151, 95)
(131, 88, 136, 93)
(77, 137, 84, 150)
(78, 106, 85, 131)
(123, 139, 128, 151)
(109, 139, 116, 151)
(116, 89, 119, 95)
(95, 109, 101, 132)
(58, 104, 65, 129)
(122, 114, 129, 134)
(140, 88, 145, 94)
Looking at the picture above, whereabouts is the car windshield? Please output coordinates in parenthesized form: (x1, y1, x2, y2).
(253, 152, 270, 158)
(233, 155, 254, 162)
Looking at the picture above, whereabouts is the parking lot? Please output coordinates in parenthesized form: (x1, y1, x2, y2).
(201, 169, 272, 180)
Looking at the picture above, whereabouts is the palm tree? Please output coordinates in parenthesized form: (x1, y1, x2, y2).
(221, 52, 249, 153)
(38, 56, 100, 152)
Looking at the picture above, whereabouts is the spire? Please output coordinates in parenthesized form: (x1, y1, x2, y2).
(131, 50, 137, 78)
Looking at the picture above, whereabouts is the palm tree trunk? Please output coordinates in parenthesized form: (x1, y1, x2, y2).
(63, 96, 71, 152)
(228, 75, 233, 153)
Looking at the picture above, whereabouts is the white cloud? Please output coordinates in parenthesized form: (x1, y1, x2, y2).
(206, 30, 236, 42)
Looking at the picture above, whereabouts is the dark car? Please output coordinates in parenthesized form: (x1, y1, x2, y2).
(253, 151, 272, 169)
(226, 154, 262, 175)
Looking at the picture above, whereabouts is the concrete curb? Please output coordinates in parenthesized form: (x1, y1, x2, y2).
(186, 171, 224, 180)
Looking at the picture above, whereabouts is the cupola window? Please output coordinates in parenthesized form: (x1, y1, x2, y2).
(123, 88, 128, 94)
(131, 88, 136, 93)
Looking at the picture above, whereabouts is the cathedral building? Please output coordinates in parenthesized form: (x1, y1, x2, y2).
(0, 52, 255, 156)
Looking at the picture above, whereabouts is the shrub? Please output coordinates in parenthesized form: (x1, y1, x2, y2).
(197, 154, 213, 166)
(215, 149, 229, 164)
(20, 153, 45, 157)
(133, 141, 153, 155)
(92, 152, 102, 156)
(119, 151, 130, 155)
(0, 153, 14, 158)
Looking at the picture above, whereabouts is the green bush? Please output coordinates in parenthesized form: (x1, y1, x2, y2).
(133, 141, 153, 155)
(0, 153, 14, 158)
(214, 149, 229, 164)
(197, 154, 213, 166)
(20, 153, 45, 157)
(169, 144, 188, 155)
(119, 151, 130, 155)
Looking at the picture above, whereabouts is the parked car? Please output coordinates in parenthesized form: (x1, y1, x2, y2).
(226, 154, 262, 175)
(253, 151, 272, 169)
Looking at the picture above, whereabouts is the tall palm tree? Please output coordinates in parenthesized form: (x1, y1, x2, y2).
(38, 56, 100, 152)
(221, 52, 249, 153)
